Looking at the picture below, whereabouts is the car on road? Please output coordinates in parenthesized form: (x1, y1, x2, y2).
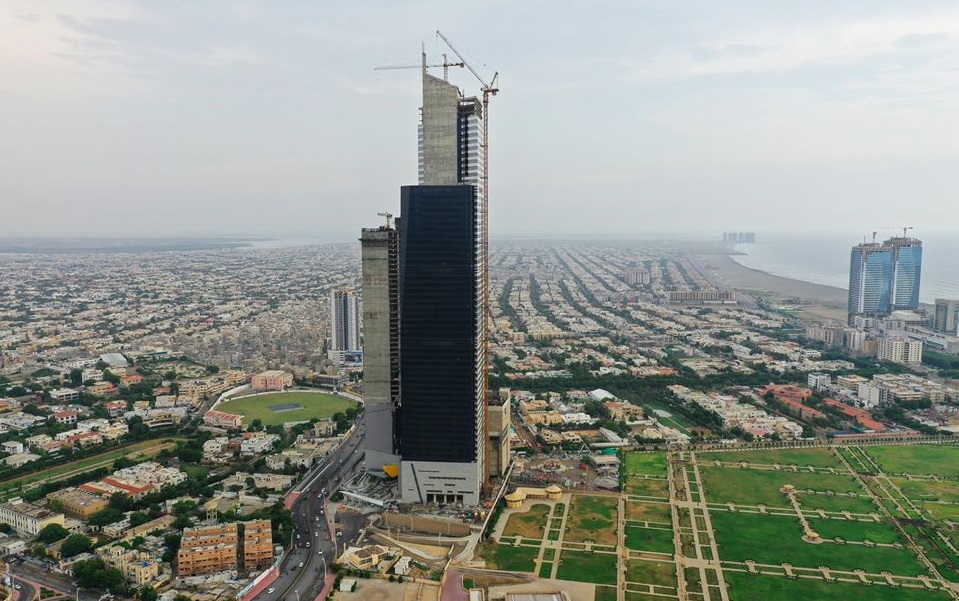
(336, 531, 343, 537)
(266, 588, 275, 594)
(14, 584, 21, 590)
(297, 562, 304, 568)
(305, 542, 310, 547)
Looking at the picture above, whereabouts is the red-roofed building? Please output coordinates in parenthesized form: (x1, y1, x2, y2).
(778, 397, 826, 422)
(760, 384, 813, 403)
(120, 375, 144, 387)
(53, 411, 78, 425)
(822, 398, 887, 432)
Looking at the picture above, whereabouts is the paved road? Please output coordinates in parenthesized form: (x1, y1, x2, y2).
(10, 562, 98, 601)
(249, 416, 367, 601)
(11, 575, 37, 601)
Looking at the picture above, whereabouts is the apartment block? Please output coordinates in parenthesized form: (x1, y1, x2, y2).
(177, 522, 239, 576)
(877, 337, 923, 365)
(241, 519, 274, 572)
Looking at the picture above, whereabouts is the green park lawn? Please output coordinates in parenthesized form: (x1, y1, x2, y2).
(556, 550, 618, 585)
(696, 447, 844, 469)
(710, 510, 927, 576)
(625, 558, 678, 588)
(217, 391, 357, 426)
(565, 495, 619, 545)
(624, 452, 668, 477)
(480, 543, 539, 573)
(625, 524, 675, 553)
(502, 503, 551, 539)
(863, 445, 959, 478)
(724, 571, 952, 601)
(699, 465, 864, 508)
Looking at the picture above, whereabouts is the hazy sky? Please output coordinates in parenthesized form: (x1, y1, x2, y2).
(3, 1, 959, 241)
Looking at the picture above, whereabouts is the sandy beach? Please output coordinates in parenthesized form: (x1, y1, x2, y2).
(683, 243, 849, 323)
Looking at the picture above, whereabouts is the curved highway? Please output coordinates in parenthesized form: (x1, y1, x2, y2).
(250, 416, 367, 601)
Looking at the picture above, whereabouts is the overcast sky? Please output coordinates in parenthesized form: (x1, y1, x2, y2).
(3, 1, 958, 241)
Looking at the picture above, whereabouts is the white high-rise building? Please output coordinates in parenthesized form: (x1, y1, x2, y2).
(329, 289, 360, 358)
(877, 337, 923, 365)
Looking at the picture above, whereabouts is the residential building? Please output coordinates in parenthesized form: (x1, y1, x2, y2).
(241, 519, 274, 572)
(203, 410, 243, 429)
(0, 497, 65, 537)
(49, 388, 80, 403)
(250, 370, 293, 392)
(1, 441, 23, 454)
(177, 522, 238, 576)
(877, 337, 923, 365)
(487, 397, 510, 478)
(935, 299, 959, 335)
(329, 288, 361, 358)
(99, 546, 160, 586)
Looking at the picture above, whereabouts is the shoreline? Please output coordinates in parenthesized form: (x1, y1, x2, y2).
(684, 244, 849, 323)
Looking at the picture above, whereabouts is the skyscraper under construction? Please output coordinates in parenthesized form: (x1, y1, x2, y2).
(361, 55, 489, 505)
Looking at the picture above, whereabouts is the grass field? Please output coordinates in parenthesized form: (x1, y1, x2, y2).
(804, 517, 901, 544)
(796, 491, 879, 514)
(625, 525, 675, 553)
(479, 544, 539, 572)
(724, 571, 952, 601)
(556, 550, 618, 585)
(625, 558, 677, 587)
(696, 448, 844, 469)
(710, 510, 928, 576)
(217, 391, 357, 426)
(624, 477, 670, 498)
(699, 466, 863, 508)
(0, 438, 182, 497)
(566, 495, 619, 545)
(503, 504, 551, 539)
(625, 500, 672, 523)
(863, 445, 959, 477)
(624, 453, 668, 476)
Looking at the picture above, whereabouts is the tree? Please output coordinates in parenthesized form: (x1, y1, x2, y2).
(129, 512, 151, 528)
(140, 586, 158, 601)
(61, 533, 93, 558)
(250, 419, 263, 431)
(69, 369, 83, 386)
(37, 523, 69, 544)
(109, 492, 134, 511)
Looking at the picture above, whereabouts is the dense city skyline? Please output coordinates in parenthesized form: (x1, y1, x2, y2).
(3, 1, 959, 238)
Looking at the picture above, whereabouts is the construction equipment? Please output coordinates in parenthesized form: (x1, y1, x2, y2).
(373, 54, 464, 81)
(376, 211, 394, 229)
(874, 226, 914, 238)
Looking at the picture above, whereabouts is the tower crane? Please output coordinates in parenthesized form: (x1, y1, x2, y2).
(377, 211, 394, 229)
(435, 30, 499, 207)
(874, 226, 914, 238)
(373, 54, 464, 81)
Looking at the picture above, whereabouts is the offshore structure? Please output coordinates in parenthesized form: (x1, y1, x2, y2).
(361, 34, 504, 505)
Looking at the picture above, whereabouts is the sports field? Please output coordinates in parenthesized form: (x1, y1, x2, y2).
(217, 391, 357, 426)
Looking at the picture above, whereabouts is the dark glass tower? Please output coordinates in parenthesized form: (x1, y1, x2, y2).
(397, 185, 484, 468)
